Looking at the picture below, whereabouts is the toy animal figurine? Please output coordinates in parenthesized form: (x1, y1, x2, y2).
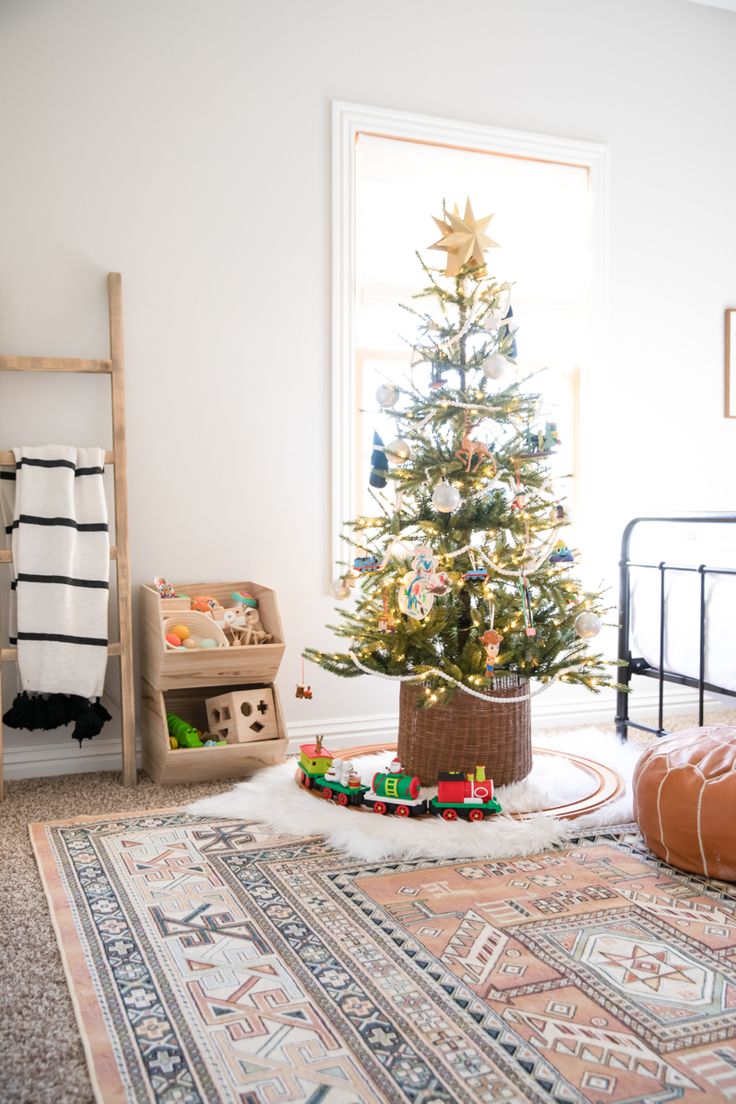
(153, 576, 177, 598)
(481, 628, 503, 677)
(191, 595, 223, 615)
(454, 413, 495, 473)
(167, 712, 204, 748)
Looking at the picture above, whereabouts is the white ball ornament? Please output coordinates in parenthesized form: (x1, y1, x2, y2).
(482, 355, 508, 381)
(385, 538, 414, 561)
(386, 438, 412, 465)
(432, 481, 461, 513)
(574, 611, 601, 639)
(376, 383, 398, 408)
(331, 577, 351, 600)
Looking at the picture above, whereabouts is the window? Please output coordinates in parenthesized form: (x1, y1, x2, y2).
(332, 103, 607, 578)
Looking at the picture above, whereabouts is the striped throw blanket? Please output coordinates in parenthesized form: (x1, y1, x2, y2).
(0, 446, 111, 741)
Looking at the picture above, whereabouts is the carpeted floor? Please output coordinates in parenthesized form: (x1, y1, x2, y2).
(2, 711, 734, 1104)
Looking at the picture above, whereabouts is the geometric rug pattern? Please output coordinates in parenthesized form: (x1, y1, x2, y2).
(31, 812, 736, 1103)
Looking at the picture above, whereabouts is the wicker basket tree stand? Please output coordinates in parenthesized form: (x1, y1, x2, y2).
(397, 675, 532, 787)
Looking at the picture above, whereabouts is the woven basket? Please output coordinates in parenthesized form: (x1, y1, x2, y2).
(397, 676, 532, 786)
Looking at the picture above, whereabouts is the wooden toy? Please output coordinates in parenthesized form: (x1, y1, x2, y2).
(231, 590, 258, 608)
(295, 683, 313, 699)
(205, 687, 279, 744)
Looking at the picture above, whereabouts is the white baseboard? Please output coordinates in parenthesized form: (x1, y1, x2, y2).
(4, 683, 726, 781)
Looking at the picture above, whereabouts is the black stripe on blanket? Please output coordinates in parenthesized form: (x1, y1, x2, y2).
(0, 471, 15, 481)
(17, 573, 110, 589)
(16, 631, 108, 647)
(5, 515, 109, 534)
(15, 458, 105, 476)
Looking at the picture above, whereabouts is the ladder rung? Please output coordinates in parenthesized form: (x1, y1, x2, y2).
(0, 356, 112, 374)
(0, 546, 118, 563)
(1, 641, 122, 662)
(0, 449, 114, 466)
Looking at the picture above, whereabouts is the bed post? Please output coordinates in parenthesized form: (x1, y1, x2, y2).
(615, 518, 639, 741)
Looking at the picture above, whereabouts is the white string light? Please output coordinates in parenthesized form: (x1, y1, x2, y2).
(348, 650, 557, 702)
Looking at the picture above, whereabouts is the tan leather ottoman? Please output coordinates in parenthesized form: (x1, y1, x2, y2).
(633, 726, 736, 880)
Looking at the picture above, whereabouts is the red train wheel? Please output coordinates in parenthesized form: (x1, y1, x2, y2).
(337, 792, 348, 806)
(373, 801, 387, 815)
(395, 805, 410, 817)
(442, 808, 458, 821)
(469, 809, 484, 822)
(321, 787, 333, 801)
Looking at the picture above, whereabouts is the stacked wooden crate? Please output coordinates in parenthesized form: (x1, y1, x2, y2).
(140, 580, 289, 783)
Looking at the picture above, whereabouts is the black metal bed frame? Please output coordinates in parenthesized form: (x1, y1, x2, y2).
(616, 514, 736, 741)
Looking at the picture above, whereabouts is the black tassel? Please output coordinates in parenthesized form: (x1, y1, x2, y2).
(2, 691, 111, 742)
(71, 698, 112, 744)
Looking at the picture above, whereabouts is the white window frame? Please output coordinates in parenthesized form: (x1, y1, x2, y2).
(331, 100, 608, 584)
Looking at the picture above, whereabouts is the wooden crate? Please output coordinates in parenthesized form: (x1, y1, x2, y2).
(140, 580, 285, 689)
(141, 678, 289, 784)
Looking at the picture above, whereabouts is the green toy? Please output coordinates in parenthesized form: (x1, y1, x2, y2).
(167, 712, 204, 748)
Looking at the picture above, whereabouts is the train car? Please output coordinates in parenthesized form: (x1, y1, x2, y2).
(363, 761, 426, 817)
(297, 736, 334, 788)
(430, 766, 502, 821)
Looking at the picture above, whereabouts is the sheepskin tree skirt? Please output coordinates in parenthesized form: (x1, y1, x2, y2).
(189, 729, 642, 863)
(32, 808, 736, 1104)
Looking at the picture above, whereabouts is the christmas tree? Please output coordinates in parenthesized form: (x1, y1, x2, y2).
(305, 200, 610, 708)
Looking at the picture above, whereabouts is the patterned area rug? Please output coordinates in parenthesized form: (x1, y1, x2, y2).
(32, 811, 736, 1103)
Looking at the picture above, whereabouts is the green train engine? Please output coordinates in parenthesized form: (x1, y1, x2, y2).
(363, 758, 426, 817)
(429, 766, 502, 821)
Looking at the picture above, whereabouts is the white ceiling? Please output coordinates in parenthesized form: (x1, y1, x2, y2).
(683, 0, 736, 11)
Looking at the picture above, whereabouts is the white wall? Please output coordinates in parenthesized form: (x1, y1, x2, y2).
(1, 0, 735, 777)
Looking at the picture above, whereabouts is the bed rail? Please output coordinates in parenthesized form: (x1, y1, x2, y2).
(616, 514, 736, 740)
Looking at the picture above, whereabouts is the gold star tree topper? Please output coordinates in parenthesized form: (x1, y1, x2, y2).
(429, 199, 499, 276)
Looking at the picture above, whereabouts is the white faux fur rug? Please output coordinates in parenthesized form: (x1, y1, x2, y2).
(187, 728, 643, 863)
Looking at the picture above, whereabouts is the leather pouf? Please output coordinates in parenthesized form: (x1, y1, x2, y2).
(633, 725, 736, 880)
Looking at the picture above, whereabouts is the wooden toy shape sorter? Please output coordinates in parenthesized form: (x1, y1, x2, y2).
(206, 687, 279, 744)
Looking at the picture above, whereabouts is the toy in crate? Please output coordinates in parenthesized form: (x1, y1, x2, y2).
(205, 688, 279, 744)
(296, 741, 502, 821)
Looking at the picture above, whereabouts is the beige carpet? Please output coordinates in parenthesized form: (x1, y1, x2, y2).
(2, 712, 734, 1104)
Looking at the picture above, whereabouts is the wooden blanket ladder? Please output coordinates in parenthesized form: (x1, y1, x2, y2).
(0, 273, 136, 798)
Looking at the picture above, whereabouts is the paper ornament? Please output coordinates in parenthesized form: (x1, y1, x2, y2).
(429, 199, 499, 277)
(398, 546, 439, 620)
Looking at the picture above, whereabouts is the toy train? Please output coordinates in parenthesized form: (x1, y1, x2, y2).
(297, 737, 502, 821)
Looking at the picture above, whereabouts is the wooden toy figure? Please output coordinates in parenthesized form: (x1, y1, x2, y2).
(481, 628, 503, 677)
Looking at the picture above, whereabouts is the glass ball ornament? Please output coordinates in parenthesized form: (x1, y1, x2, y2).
(330, 577, 351, 600)
(385, 438, 412, 465)
(376, 383, 398, 408)
(574, 611, 601, 639)
(385, 538, 413, 560)
(432, 481, 461, 513)
(482, 354, 507, 381)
